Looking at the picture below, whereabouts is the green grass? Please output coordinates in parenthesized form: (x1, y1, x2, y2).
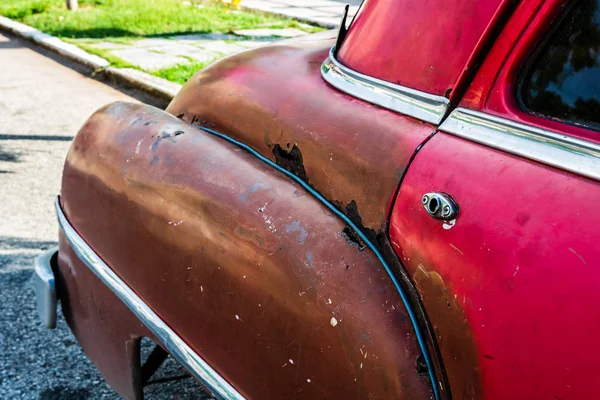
(152, 59, 215, 85)
(0, 0, 321, 84)
(0, 0, 308, 39)
(63, 38, 140, 70)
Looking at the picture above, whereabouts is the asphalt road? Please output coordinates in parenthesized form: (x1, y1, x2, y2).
(0, 32, 209, 399)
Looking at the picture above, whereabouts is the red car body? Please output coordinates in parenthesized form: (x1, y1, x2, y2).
(35, 0, 600, 399)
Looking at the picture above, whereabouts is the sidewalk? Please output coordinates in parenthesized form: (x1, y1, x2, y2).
(75, 27, 311, 83)
(243, 0, 360, 28)
(75, 0, 356, 82)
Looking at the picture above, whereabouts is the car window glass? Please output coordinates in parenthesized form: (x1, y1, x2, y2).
(521, 0, 600, 130)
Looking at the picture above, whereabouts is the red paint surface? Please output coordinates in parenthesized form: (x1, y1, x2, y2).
(338, 0, 513, 100)
(168, 37, 436, 233)
(390, 132, 600, 399)
(462, 0, 600, 144)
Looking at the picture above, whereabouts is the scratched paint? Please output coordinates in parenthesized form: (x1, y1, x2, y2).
(305, 251, 314, 267)
(61, 101, 435, 399)
(442, 219, 456, 230)
(285, 220, 308, 245)
(238, 182, 270, 202)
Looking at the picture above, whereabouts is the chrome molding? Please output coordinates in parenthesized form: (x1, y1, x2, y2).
(440, 108, 600, 182)
(321, 47, 450, 125)
(55, 199, 244, 400)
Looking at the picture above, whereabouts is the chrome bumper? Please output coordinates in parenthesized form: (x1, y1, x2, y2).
(34, 247, 59, 329)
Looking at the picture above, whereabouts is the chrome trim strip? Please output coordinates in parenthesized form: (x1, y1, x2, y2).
(440, 108, 600, 182)
(321, 47, 450, 125)
(55, 199, 244, 400)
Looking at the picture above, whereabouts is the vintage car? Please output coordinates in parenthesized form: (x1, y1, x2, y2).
(34, 0, 600, 398)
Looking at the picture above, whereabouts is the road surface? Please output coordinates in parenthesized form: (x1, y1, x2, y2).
(0, 32, 207, 399)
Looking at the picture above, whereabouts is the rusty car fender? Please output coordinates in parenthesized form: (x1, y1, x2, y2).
(57, 101, 436, 399)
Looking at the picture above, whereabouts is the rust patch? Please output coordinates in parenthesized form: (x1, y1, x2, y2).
(341, 226, 366, 251)
(272, 143, 307, 182)
(413, 264, 482, 400)
(333, 200, 380, 244)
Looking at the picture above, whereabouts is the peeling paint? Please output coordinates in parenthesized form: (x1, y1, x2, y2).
(135, 139, 143, 155)
(443, 219, 456, 230)
(261, 213, 277, 233)
(305, 251, 314, 268)
(272, 143, 307, 182)
(341, 226, 366, 251)
(239, 182, 270, 202)
(285, 220, 308, 245)
(360, 331, 374, 345)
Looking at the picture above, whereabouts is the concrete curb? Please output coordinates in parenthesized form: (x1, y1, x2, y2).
(0, 16, 181, 101)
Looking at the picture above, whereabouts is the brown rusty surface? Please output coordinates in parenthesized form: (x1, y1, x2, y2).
(166, 35, 436, 239)
(413, 264, 481, 400)
(59, 101, 434, 399)
(57, 231, 152, 400)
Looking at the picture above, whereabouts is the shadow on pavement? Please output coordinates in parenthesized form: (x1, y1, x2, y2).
(0, 134, 74, 141)
(0, 235, 211, 399)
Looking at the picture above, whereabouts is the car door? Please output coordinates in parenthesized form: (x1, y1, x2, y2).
(389, 0, 600, 398)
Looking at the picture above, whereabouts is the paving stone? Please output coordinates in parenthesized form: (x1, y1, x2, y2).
(241, 0, 358, 27)
(240, 0, 282, 12)
(233, 28, 308, 38)
(131, 38, 177, 48)
(269, 7, 334, 19)
(110, 47, 189, 70)
(310, 16, 342, 27)
(170, 33, 241, 41)
(269, 0, 342, 7)
(190, 40, 249, 54)
(313, 5, 352, 13)
(87, 42, 129, 50)
(41, 0, 351, 74)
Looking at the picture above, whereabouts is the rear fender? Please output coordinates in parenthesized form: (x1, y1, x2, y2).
(59, 101, 433, 399)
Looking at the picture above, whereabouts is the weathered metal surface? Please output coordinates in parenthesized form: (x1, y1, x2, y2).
(390, 132, 600, 399)
(166, 36, 436, 238)
(337, 0, 515, 101)
(59, 101, 434, 399)
(56, 231, 151, 400)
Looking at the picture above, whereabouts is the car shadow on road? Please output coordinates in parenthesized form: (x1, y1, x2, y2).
(0, 145, 19, 164)
(0, 235, 212, 399)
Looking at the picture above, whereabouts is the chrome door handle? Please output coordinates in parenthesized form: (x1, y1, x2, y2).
(421, 192, 459, 220)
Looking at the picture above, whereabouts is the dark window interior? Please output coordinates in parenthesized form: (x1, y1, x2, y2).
(520, 0, 600, 131)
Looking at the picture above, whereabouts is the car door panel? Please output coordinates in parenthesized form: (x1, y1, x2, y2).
(390, 132, 600, 399)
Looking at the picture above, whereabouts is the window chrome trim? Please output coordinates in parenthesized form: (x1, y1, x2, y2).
(55, 198, 244, 400)
(321, 47, 450, 125)
(440, 108, 600, 182)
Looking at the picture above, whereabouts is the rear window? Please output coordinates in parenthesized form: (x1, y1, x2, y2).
(520, 0, 600, 131)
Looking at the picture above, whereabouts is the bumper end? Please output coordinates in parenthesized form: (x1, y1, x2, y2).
(34, 247, 59, 329)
